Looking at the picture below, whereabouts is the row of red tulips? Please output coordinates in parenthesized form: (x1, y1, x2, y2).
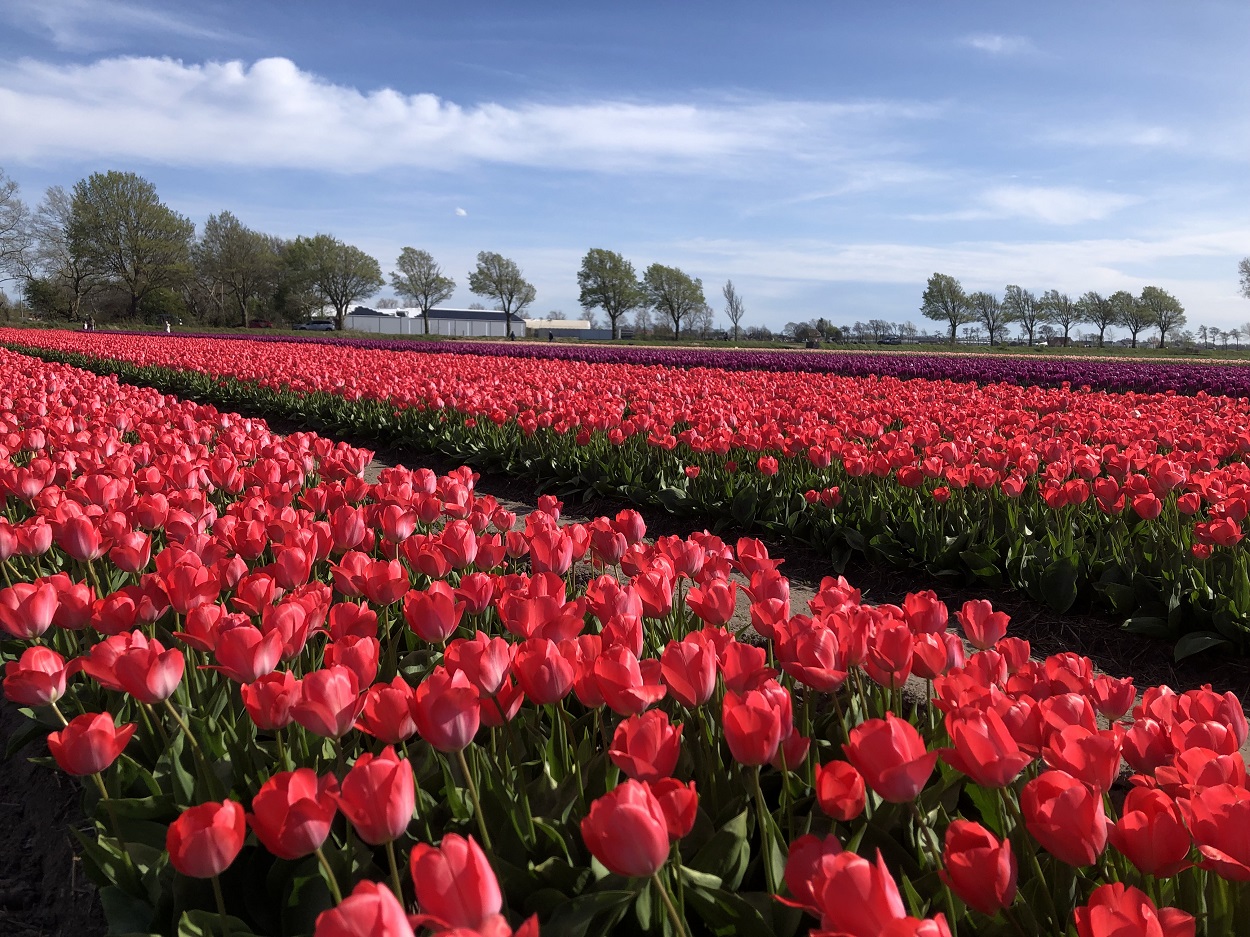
(1, 347, 1248, 936)
(1, 329, 1246, 658)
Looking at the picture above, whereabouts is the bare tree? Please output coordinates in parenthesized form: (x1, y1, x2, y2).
(28, 185, 101, 322)
(1239, 256, 1250, 299)
(722, 279, 745, 340)
(0, 167, 31, 282)
(391, 248, 456, 335)
(968, 290, 1009, 345)
(1002, 285, 1044, 345)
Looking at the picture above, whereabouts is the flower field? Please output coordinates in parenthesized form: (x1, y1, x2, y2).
(2, 328, 1248, 659)
(1, 340, 1248, 937)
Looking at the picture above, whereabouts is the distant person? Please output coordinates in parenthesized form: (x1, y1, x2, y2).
(164, 320, 171, 333)
(548, 331, 554, 342)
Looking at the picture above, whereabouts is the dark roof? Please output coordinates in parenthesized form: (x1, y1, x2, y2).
(350, 306, 523, 323)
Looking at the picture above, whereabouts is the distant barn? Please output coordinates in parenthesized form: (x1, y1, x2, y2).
(343, 306, 525, 338)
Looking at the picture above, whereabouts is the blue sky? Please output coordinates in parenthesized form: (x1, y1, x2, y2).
(2, 0, 1248, 333)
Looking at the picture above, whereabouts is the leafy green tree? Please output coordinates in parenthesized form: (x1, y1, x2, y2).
(1040, 289, 1082, 344)
(968, 291, 1009, 345)
(1139, 286, 1186, 348)
(1076, 291, 1116, 346)
(920, 273, 972, 343)
(391, 248, 456, 334)
(1002, 285, 1043, 345)
(194, 211, 281, 327)
(577, 248, 644, 340)
(1238, 256, 1250, 300)
(69, 171, 195, 320)
(1111, 289, 1151, 348)
(642, 263, 705, 341)
(468, 252, 535, 339)
(286, 234, 383, 329)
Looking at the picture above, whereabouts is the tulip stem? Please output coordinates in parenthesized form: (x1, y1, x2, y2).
(455, 748, 493, 852)
(211, 874, 232, 937)
(314, 846, 344, 904)
(90, 772, 136, 876)
(50, 700, 69, 727)
(652, 872, 689, 937)
(385, 839, 404, 903)
(999, 789, 1060, 931)
(161, 698, 225, 800)
(750, 766, 779, 895)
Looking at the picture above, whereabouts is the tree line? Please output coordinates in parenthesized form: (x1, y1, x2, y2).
(3, 167, 1247, 344)
(0, 167, 750, 341)
(922, 273, 1213, 349)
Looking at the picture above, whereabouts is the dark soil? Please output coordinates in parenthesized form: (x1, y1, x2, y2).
(0, 705, 105, 936)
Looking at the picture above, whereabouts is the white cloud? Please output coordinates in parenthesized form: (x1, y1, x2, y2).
(0, 55, 933, 174)
(2, 0, 235, 51)
(454, 207, 467, 216)
(909, 185, 1139, 225)
(961, 34, 1034, 55)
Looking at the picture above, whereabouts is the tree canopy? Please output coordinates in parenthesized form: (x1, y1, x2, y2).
(195, 211, 281, 327)
(391, 248, 456, 334)
(286, 234, 383, 329)
(69, 171, 195, 320)
(468, 252, 535, 338)
(1139, 285, 1186, 348)
(576, 248, 644, 340)
(642, 263, 705, 341)
(920, 273, 973, 343)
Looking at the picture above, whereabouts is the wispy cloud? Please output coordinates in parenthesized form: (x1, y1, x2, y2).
(2, 0, 237, 52)
(454, 207, 468, 216)
(961, 33, 1034, 56)
(0, 56, 934, 175)
(908, 185, 1139, 225)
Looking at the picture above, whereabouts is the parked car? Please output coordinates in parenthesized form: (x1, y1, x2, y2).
(876, 336, 902, 345)
(293, 321, 336, 331)
(248, 320, 275, 329)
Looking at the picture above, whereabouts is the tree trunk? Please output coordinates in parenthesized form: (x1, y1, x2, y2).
(335, 306, 346, 331)
(423, 310, 430, 335)
(129, 293, 140, 321)
(949, 321, 957, 343)
(1098, 329, 1105, 347)
(610, 312, 619, 340)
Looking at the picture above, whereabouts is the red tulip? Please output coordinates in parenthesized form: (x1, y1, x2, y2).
(241, 670, 299, 730)
(722, 686, 787, 767)
(335, 746, 414, 845)
(659, 633, 718, 708)
(685, 578, 737, 626)
(648, 777, 697, 841)
(580, 780, 670, 878)
(411, 666, 480, 752)
(513, 637, 575, 704)
(356, 675, 418, 743)
(1043, 725, 1124, 793)
(0, 581, 58, 639)
(956, 599, 1010, 650)
(1176, 783, 1250, 881)
(1073, 884, 1194, 937)
(291, 666, 365, 739)
(593, 645, 667, 715)
(809, 849, 951, 937)
(609, 709, 683, 782)
(815, 760, 866, 822)
(314, 880, 412, 937)
(409, 833, 503, 931)
(1021, 769, 1108, 867)
(166, 800, 246, 878)
(1110, 787, 1191, 879)
(246, 768, 338, 860)
(939, 820, 1017, 916)
(47, 712, 136, 775)
(940, 708, 1033, 788)
(3, 645, 73, 706)
(843, 713, 938, 803)
(113, 633, 184, 703)
(323, 635, 380, 690)
(780, 833, 842, 917)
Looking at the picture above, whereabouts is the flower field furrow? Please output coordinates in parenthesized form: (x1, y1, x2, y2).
(2, 345, 1249, 936)
(4, 329, 1248, 657)
(97, 328, 1250, 398)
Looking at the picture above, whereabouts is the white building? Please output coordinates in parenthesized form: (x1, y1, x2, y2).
(342, 306, 525, 338)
